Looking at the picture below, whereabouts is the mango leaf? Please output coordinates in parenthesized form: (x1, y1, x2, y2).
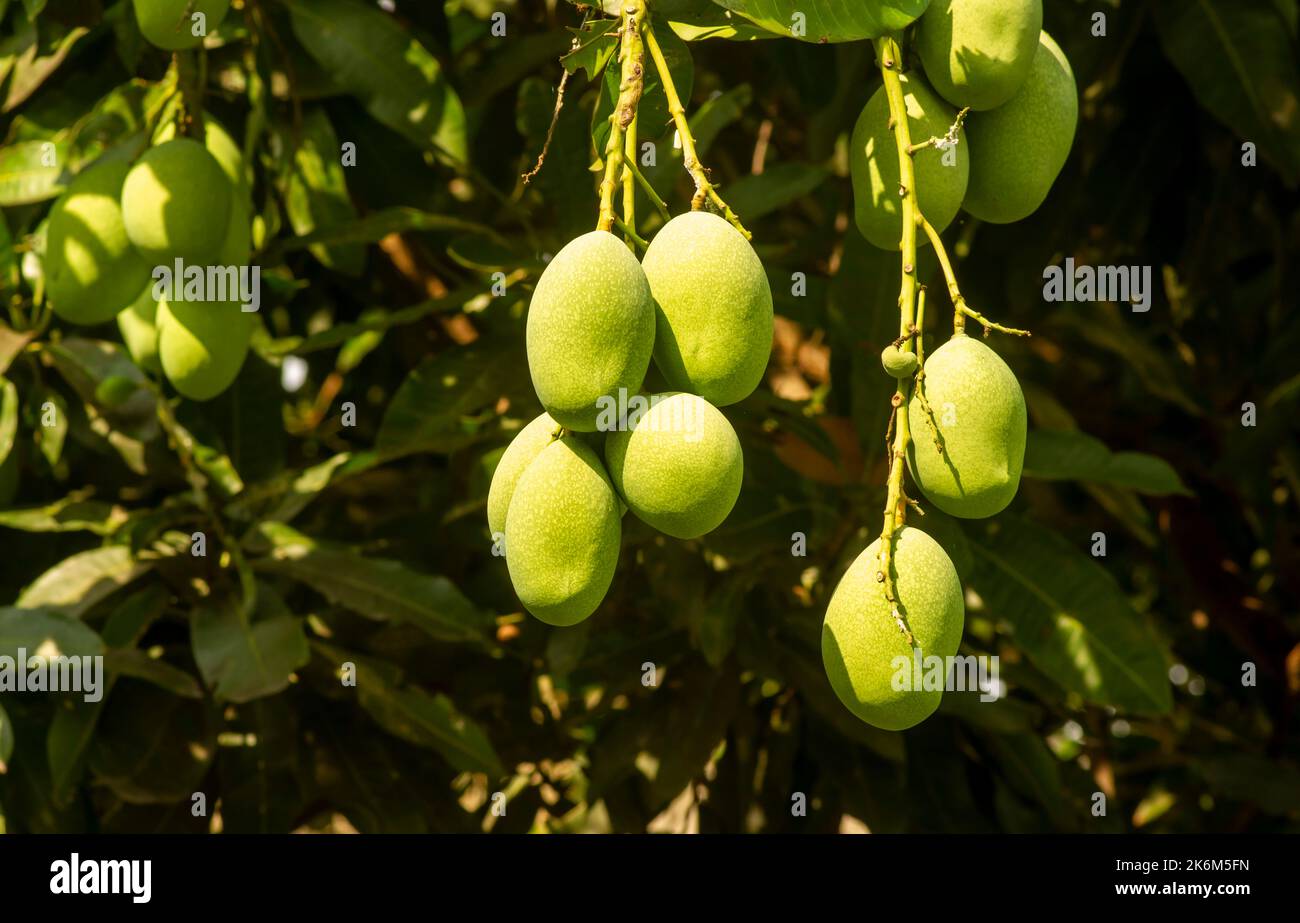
(0, 138, 67, 204)
(190, 584, 309, 704)
(710, 0, 929, 43)
(255, 523, 495, 643)
(283, 105, 364, 276)
(0, 376, 16, 465)
(561, 19, 619, 79)
(724, 163, 829, 222)
(34, 387, 67, 467)
(286, 0, 468, 163)
(3, 23, 89, 113)
(1023, 429, 1192, 496)
(0, 492, 128, 534)
(968, 516, 1173, 714)
(0, 606, 104, 659)
(266, 206, 501, 260)
(17, 546, 150, 616)
(1154, 0, 1300, 184)
(315, 643, 504, 777)
(0, 701, 12, 772)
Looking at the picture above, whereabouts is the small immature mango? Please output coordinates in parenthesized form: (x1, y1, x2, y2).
(640, 212, 773, 407)
(850, 73, 969, 251)
(916, 0, 1043, 111)
(504, 436, 621, 627)
(45, 159, 152, 325)
(121, 138, 232, 264)
(962, 31, 1077, 224)
(881, 344, 919, 379)
(526, 231, 655, 432)
(133, 0, 230, 51)
(906, 334, 1026, 519)
(822, 526, 965, 731)
(486, 411, 565, 537)
(604, 393, 743, 540)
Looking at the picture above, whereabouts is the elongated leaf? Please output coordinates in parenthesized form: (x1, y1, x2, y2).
(267, 207, 501, 260)
(190, 585, 308, 704)
(0, 377, 16, 465)
(0, 606, 104, 659)
(724, 163, 829, 222)
(0, 701, 12, 771)
(0, 138, 67, 205)
(968, 516, 1173, 714)
(0, 493, 128, 534)
(1155, 0, 1300, 184)
(17, 546, 150, 616)
(1023, 429, 1191, 496)
(286, 0, 467, 162)
(257, 526, 494, 643)
(284, 105, 364, 275)
(103, 650, 203, 699)
(711, 0, 929, 43)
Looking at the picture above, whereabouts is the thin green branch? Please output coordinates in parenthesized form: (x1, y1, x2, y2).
(918, 215, 1030, 338)
(612, 216, 648, 250)
(622, 109, 638, 245)
(626, 152, 671, 221)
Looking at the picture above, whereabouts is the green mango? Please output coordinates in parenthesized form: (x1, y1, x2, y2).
(121, 138, 232, 264)
(881, 344, 919, 379)
(133, 0, 230, 51)
(156, 116, 245, 192)
(157, 293, 253, 401)
(962, 31, 1077, 224)
(604, 392, 743, 539)
(822, 526, 965, 731)
(906, 334, 1026, 518)
(526, 230, 655, 432)
(486, 411, 564, 537)
(504, 436, 621, 627)
(118, 285, 162, 375)
(640, 212, 773, 406)
(45, 159, 152, 325)
(850, 72, 969, 251)
(916, 0, 1043, 111)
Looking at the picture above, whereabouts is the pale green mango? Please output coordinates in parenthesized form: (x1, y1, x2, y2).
(641, 212, 773, 406)
(45, 159, 152, 325)
(604, 392, 742, 539)
(962, 31, 1077, 224)
(916, 0, 1043, 111)
(881, 344, 919, 379)
(121, 138, 232, 264)
(486, 411, 564, 537)
(156, 116, 245, 192)
(822, 526, 965, 731)
(117, 285, 163, 375)
(504, 436, 621, 627)
(850, 72, 969, 251)
(526, 231, 655, 432)
(906, 334, 1026, 518)
(157, 293, 253, 401)
(133, 0, 230, 51)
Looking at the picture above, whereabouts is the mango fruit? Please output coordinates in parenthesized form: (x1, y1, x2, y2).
(850, 73, 969, 251)
(133, 0, 230, 51)
(640, 212, 773, 406)
(526, 230, 655, 432)
(822, 526, 965, 730)
(121, 138, 232, 264)
(916, 0, 1043, 111)
(504, 436, 621, 627)
(881, 344, 919, 379)
(45, 159, 152, 325)
(486, 411, 564, 537)
(962, 31, 1077, 224)
(605, 392, 742, 539)
(117, 285, 163, 374)
(157, 293, 253, 401)
(906, 334, 1026, 518)
(156, 116, 245, 192)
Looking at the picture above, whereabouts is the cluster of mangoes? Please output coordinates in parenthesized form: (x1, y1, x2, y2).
(826, 0, 1068, 731)
(488, 212, 774, 626)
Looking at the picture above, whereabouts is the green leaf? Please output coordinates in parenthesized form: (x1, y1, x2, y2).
(0, 138, 67, 205)
(561, 19, 619, 79)
(34, 387, 66, 467)
(0, 376, 16, 466)
(190, 585, 309, 704)
(710, 0, 929, 43)
(723, 163, 829, 222)
(968, 516, 1173, 714)
(0, 492, 128, 535)
(17, 546, 150, 616)
(0, 701, 12, 772)
(256, 526, 494, 644)
(267, 206, 501, 259)
(1023, 429, 1192, 496)
(286, 0, 468, 163)
(103, 650, 203, 699)
(0, 606, 104, 659)
(283, 105, 365, 275)
(315, 643, 504, 776)
(1154, 0, 1300, 184)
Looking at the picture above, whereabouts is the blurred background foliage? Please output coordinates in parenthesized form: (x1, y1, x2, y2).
(0, 0, 1298, 833)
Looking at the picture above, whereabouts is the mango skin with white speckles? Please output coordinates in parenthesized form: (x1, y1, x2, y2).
(604, 392, 742, 539)
(822, 526, 965, 731)
(526, 231, 655, 432)
(962, 31, 1077, 224)
(504, 436, 621, 627)
(641, 212, 773, 407)
(850, 73, 969, 251)
(906, 334, 1026, 518)
(916, 0, 1043, 111)
(487, 411, 564, 537)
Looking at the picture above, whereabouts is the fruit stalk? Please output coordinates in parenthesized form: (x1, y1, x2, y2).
(596, 0, 646, 235)
(643, 14, 751, 240)
(622, 108, 639, 242)
(918, 215, 1030, 338)
(874, 36, 920, 645)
